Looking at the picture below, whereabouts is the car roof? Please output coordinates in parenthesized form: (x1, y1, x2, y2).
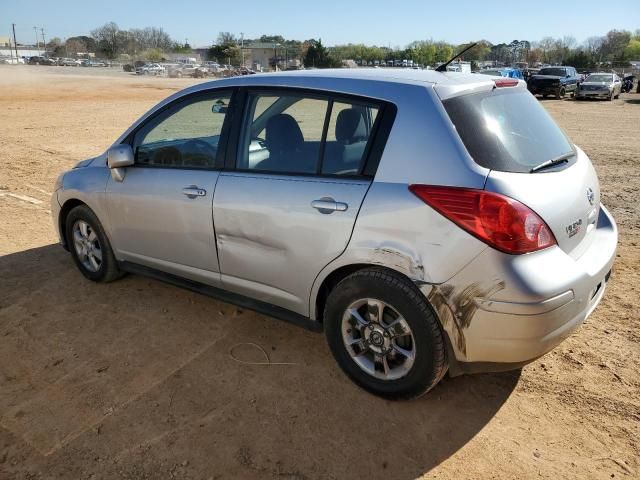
(197, 68, 496, 89)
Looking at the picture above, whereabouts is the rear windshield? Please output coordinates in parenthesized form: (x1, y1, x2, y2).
(443, 88, 574, 173)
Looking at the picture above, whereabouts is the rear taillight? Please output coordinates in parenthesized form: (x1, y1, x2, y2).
(494, 78, 519, 87)
(408, 185, 556, 254)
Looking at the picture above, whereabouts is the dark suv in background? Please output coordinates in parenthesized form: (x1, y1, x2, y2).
(527, 66, 580, 99)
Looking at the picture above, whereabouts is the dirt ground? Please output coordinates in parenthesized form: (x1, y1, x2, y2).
(0, 65, 638, 480)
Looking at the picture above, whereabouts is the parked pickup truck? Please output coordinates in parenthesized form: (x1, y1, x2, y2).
(527, 66, 580, 99)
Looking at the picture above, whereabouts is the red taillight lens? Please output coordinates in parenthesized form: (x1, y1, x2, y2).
(494, 78, 520, 87)
(408, 185, 556, 254)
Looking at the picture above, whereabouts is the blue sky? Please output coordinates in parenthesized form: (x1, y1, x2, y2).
(2, 0, 639, 47)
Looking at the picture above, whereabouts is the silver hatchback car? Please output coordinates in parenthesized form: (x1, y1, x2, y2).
(575, 72, 622, 100)
(52, 69, 617, 399)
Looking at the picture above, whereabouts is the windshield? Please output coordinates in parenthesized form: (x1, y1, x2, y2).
(586, 74, 612, 83)
(443, 88, 574, 173)
(538, 68, 567, 77)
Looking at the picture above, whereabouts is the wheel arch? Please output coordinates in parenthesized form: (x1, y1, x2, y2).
(313, 263, 423, 324)
(58, 198, 88, 250)
(313, 261, 462, 376)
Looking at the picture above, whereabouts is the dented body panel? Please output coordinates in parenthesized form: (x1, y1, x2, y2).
(416, 205, 616, 365)
(308, 181, 489, 318)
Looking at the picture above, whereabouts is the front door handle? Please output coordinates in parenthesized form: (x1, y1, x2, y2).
(311, 197, 349, 214)
(182, 186, 207, 198)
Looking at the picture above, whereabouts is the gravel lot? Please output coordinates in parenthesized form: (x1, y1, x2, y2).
(0, 65, 638, 480)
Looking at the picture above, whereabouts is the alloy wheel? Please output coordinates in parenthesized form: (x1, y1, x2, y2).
(341, 298, 416, 380)
(72, 220, 103, 272)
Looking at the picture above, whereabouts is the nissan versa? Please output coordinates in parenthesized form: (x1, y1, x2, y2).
(51, 69, 617, 399)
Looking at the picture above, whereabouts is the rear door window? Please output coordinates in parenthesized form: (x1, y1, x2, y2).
(322, 101, 379, 175)
(237, 91, 382, 176)
(443, 88, 574, 173)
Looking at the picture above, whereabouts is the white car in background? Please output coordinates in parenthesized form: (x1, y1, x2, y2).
(136, 63, 165, 76)
(0, 56, 25, 64)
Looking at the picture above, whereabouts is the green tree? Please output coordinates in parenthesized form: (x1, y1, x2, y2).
(624, 38, 640, 59)
(601, 30, 631, 61)
(303, 39, 339, 68)
(91, 22, 121, 59)
(563, 49, 594, 69)
(207, 43, 240, 65)
(434, 42, 454, 63)
(142, 48, 164, 62)
(461, 40, 492, 62)
(172, 42, 192, 53)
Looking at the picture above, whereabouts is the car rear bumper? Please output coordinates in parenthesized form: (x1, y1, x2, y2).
(421, 204, 617, 370)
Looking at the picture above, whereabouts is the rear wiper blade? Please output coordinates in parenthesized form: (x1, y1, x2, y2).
(530, 152, 575, 173)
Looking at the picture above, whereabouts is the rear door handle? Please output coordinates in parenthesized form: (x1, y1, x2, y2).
(182, 186, 207, 198)
(311, 197, 348, 214)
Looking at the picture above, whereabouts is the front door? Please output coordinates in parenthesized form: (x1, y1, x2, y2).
(106, 90, 233, 286)
(213, 90, 383, 315)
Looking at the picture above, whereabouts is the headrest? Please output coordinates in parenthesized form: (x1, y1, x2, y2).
(265, 114, 304, 154)
(336, 109, 366, 143)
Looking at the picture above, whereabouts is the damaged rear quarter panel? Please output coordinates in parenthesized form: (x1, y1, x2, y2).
(310, 182, 488, 318)
(424, 281, 506, 358)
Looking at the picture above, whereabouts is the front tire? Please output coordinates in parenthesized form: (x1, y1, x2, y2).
(324, 268, 447, 399)
(556, 87, 565, 99)
(65, 205, 123, 283)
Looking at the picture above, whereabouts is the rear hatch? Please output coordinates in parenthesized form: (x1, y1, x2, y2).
(440, 84, 600, 259)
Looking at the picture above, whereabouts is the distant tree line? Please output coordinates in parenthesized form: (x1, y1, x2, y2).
(327, 30, 640, 69)
(47, 22, 189, 60)
(46, 23, 640, 69)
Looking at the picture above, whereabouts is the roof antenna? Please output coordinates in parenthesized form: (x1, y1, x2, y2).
(436, 42, 477, 72)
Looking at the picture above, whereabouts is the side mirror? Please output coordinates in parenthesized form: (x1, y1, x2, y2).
(107, 144, 134, 168)
(107, 144, 134, 182)
(212, 100, 228, 114)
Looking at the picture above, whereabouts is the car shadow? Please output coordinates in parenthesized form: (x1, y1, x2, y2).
(0, 244, 520, 479)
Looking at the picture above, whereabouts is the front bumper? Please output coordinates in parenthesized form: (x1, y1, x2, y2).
(528, 84, 562, 95)
(575, 89, 611, 99)
(422, 205, 617, 372)
(50, 189, 64, 246)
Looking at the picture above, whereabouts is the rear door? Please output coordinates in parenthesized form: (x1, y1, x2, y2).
(212, 89, 388, 315)
(106, 90, 234, 285)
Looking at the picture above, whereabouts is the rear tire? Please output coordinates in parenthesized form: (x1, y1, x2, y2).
(324, 267, 447, 399)
(65, 205, 123, 283)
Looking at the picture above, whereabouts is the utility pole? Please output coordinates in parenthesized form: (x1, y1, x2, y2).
(33, 26, 39, 55)
(240, 32, 244, 68)
(40, 28, 46, 55)
(12, 23, 19, 60)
